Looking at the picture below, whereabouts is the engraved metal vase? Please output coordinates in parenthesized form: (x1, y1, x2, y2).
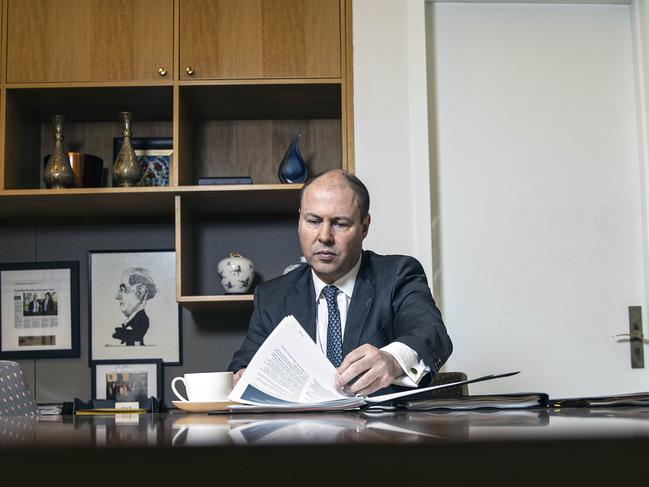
(112, 111, 142, 187)
(43, 115, 74, 189)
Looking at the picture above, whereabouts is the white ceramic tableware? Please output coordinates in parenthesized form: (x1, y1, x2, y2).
(171, 371, 233, 402)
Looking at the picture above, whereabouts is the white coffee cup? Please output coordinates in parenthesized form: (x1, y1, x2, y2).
(171, 371, 233, 402)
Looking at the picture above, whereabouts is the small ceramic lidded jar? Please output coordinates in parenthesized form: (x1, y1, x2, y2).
(217, 253, 254, 294)
(283, 256, 307, 275)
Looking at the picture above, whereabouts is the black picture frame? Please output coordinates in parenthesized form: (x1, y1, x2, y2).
(112, 137, 173, 187)
(91, 359, 163, 403)
(0, 261, 80, 359)
(88, 249, 182, 365)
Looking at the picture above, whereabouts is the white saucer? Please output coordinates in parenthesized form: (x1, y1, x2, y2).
(172, 400, 237, 413)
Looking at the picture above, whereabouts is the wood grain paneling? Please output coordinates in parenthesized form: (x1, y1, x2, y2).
(179, 0, 340, 80)
(0, 0, 351, 313)
(0, 185, 301, 222)
(6, 0, 173, 83)
(176, 195, 194, 297)
(193, 119, 341, 185)
(343, 0, 354, 172)
(176, 85, 195, 186)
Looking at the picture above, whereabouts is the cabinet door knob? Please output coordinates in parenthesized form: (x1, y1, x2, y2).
(158, 67, 167, 77)
(185, 66, 195, 76)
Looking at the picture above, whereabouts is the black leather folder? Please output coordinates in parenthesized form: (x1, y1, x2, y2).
(396, 392, 549, 411)
(550, 392, 649, 408)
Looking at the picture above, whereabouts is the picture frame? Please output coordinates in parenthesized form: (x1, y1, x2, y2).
(0, 261, 80, 359)
(89, 250, 181, 365)
(112, 137, 173, 187)
(92, 359, 163, 402)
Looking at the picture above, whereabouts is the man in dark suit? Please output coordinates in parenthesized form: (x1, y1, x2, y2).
(112, 268, 157, 346)
(27, 297, 39, 315)
(42, 292, 55, 315)
(228, 169, 452, 396)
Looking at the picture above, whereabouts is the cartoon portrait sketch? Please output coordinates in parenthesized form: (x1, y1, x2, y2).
(112, 267, 157, 346)
(90, 251, 180, 364)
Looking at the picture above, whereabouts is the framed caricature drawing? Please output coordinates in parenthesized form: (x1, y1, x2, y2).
(89, 250, 181, 365)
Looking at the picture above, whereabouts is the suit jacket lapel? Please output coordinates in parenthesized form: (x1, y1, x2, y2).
(342, 252, 374, 356)
(286, 269, 317, 342)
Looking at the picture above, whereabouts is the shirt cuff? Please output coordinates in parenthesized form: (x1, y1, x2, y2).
(381, 341, 430, 388)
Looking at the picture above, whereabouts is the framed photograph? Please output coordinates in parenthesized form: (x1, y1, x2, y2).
(89, 250, 181, 365)
(92, 359, 163, 402)
(112, 137, 173, 187)
(0, 261, 80, 359)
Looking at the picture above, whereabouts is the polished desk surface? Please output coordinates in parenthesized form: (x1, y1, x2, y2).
(2, 407, 649, 448)
(2, 408, 648, 484)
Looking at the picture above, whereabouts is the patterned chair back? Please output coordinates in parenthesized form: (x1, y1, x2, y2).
(0, 361, 38, 416)
(428, 371, 469, 397)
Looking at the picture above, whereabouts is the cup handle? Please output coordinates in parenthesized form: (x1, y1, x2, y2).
(171, 377, 188, 402)
(171, 426, 189, 446)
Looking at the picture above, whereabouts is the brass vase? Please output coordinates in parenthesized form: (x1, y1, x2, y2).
(43, 115, 74, 189)
(112, 111, 142, 187)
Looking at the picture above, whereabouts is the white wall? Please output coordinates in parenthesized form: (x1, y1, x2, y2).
(354, 0, 649, 396)
(352, 0, 435, 282)
(428, 2, 649, 396)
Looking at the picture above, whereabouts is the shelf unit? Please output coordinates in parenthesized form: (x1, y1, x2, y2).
(0, 0, 353, 310)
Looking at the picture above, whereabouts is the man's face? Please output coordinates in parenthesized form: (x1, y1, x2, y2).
(298, 175, 370, 284)
(115, 275, 139, 317)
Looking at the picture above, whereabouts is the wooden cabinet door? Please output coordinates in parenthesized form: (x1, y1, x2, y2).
(179, 0, 341, 80)
(6, 0, 174, 83)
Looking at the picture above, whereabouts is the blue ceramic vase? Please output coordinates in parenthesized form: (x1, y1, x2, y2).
(278, 133, 308, 183)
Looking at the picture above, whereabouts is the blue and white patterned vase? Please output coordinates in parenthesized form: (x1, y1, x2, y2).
(278, 133, 308, 183)
(217, 253, 254, 294)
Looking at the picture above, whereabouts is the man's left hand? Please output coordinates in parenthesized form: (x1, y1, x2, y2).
(335, 344, 403, 396)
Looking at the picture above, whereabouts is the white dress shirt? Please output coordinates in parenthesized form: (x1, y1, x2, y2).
(312, 254, 430, 387)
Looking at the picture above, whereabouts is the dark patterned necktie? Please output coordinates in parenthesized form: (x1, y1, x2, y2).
(323, 285, 343, 367)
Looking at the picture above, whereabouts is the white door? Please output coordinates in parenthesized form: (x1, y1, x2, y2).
(428, 3, 649, 397)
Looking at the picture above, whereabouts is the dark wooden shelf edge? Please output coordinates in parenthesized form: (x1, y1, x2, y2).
(0, 184, 302, 221)
(178, 295, 254, 311)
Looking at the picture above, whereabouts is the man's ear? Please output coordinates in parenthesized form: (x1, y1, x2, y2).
(361, 214, 371, 238)
(133, 284, 147, 303)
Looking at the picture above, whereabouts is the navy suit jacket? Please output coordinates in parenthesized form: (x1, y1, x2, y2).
(228, 250, 452, 387)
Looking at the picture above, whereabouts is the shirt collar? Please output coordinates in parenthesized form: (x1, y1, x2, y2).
(311, 253, 363, 301)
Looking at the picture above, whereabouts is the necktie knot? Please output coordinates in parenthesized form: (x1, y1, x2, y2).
(322, 285, 339, 303)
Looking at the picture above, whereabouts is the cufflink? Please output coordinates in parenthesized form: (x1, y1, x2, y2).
(410, 367, 417, 375)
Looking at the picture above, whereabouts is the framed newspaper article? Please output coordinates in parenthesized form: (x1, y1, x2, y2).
(0, 261, 80, 359)
(89, 250, 181, 365)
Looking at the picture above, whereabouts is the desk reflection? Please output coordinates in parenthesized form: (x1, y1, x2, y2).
(5, 408, 649, 486)
(5, 407, 649, 448)
(0, 409, 551, 448)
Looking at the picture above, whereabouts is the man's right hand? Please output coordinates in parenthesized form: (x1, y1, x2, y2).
(233, 368, 246, 386)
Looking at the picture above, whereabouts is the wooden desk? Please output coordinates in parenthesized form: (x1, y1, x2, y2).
(1, 408, 647, 484)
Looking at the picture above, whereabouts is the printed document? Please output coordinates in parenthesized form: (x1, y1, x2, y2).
(228, 315, 519, 412)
